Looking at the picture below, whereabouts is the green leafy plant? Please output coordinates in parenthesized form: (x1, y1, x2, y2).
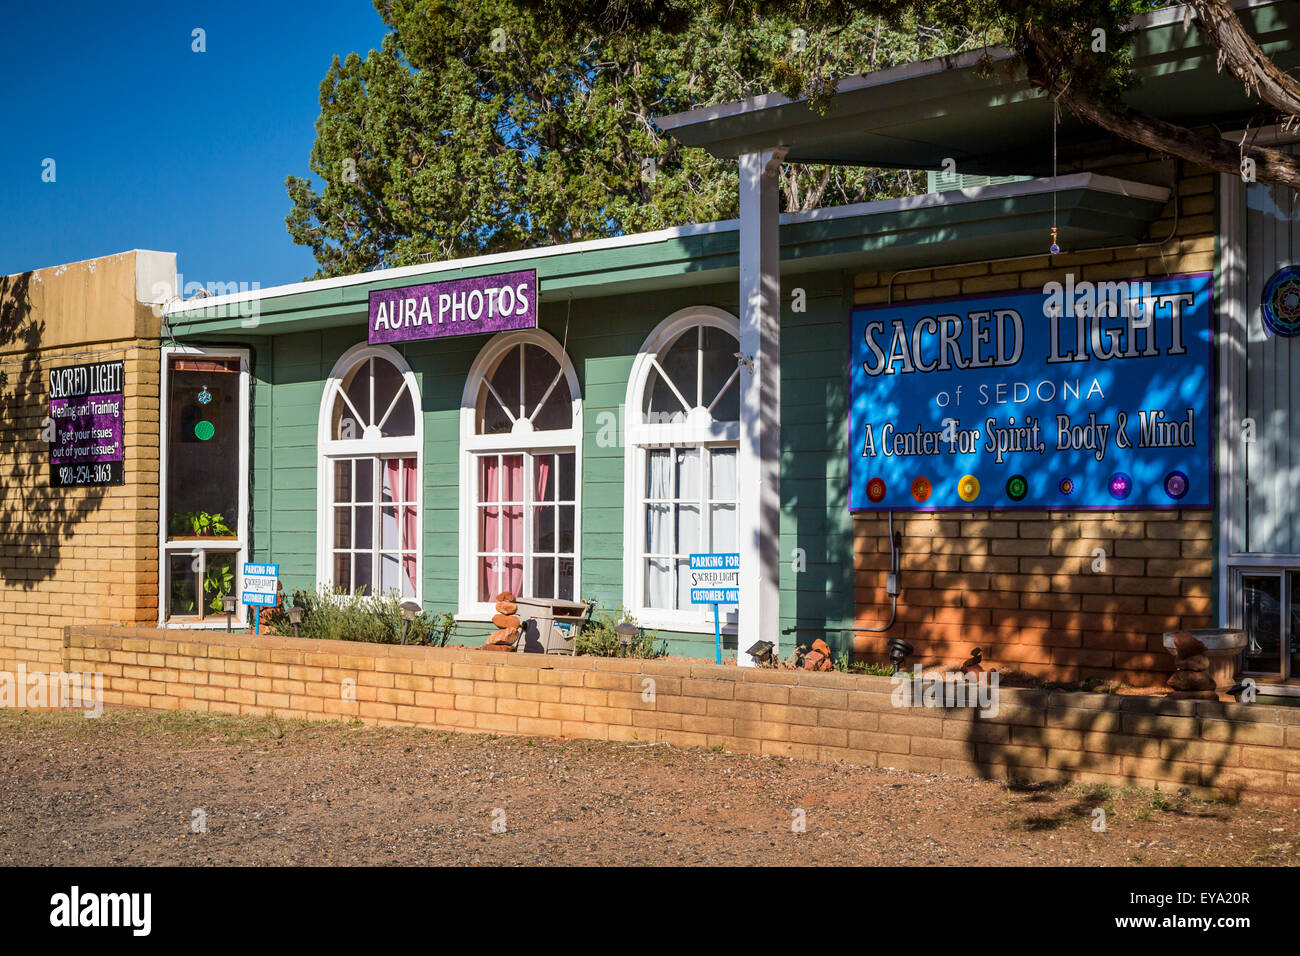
(574, 604, 662, 659)
(832, 651, 894, 676)
(266, 587, 458, 646)
(169, 510, 235, 538)
(203, 561, 235, 614)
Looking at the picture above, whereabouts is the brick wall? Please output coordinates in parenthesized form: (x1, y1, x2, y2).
(0, 253, 167, 670)
(0, 341, 160, 669)
(63, 627, 1300, 807)
(849, 171, 1216, 686)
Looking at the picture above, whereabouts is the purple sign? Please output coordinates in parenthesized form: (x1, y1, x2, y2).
(48, 360, 125, 487)
(369, 269, 537, 344)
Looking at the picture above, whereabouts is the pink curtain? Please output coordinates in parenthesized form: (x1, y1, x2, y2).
(535, 455, 551, 502)
(386, 457, 419, 596)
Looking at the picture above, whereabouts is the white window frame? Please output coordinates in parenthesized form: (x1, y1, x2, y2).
(458, 329, 582, 620)
(157, 345, 251, 627)
(623, 306, 741, 633)
(316, 342, 423, 601)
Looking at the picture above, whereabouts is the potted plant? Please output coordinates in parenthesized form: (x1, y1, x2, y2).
(168, 510, 236, 539)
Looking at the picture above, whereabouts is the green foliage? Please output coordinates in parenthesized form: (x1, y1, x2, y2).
(267, 587, 459, 646)
(168, 510, 235, 537)
(203, 560, 235, 614)
(832, 651, 895, 676)
(574, 604, 662, 658)
(285, 0, 982, 277)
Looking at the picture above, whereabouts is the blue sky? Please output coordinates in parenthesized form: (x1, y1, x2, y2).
(0, 0, 388, 288)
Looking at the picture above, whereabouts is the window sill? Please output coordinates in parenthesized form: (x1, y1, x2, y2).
(632, 613, 737, 636)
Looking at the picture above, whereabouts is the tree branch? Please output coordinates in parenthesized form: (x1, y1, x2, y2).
(1023, 24, 1300, 190)
(1188, 0, 1300, 124)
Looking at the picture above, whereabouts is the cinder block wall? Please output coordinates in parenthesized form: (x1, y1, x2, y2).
(850, 170, 1216, 686)
(64, 626, 1300, 806)
(0, 253, 169, 669)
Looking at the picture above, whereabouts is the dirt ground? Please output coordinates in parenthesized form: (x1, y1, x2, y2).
(0, 708, 1295, 866)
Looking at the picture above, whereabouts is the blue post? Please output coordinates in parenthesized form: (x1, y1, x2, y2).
(713, 602, 721, 664)
(254, 606, 260, 637)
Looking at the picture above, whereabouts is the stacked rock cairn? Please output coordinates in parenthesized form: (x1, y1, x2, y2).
(482, 591, 522, 653)
(1166, 631, 1217, 700)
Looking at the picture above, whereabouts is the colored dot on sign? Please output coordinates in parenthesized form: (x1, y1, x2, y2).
(1006, 474, 1028, 501)
(194, 420, 215, 441)
(1108, 472, 1132, 500)
(1059, 477, 1074, 496)
(1164, 470, 1189, 500)
(957, 474, 980, 502)
(911, 476, 932, 503)
(867, 477, 887, 503)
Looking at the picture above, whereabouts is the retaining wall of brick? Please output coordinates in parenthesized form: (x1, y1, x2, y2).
(61, 626, 1300, 807)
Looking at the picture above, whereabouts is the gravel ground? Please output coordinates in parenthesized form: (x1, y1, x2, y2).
(0, 708, 1296, 866)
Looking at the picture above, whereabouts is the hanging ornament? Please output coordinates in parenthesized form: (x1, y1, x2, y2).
(1261, 265, 1300, 337)
(1048, 100, 1061, 255)
(197, 386, 212, 405)
(1049, 226, 1060, 256)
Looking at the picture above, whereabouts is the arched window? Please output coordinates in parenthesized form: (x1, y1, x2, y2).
(317, 344, 422, 599)
(459, 329, 581, 615)
(623, 307, 741, 630)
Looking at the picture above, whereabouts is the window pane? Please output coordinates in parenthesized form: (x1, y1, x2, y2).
(478, 556, 496, 602)
(380, 552, 401, 596)
(479, 456, 499, 503)
(533, 557, 555, 599)
(333, 393, 361, 440)
(558, 452, 575, 501)
(502, 506, 523, 552)
(558, 558, 575, 601)
(502, 454, 524, 501)
(372, 357, 403, 419)
(700, 325, 739, 417)
(165, 358, 240, 539)
(356, 458, 373, 503)
(676, 504, 700, 554)
(488, 345, 522, 420)
(646, 449, 671, 498)
(1291, 572, 1300, 680)
(522, 345, 560, 405)
(535, 454, 556, 502)
(676, 448, 700, 500)
(402, 554, 417, 599)
(646, 558, 673, 610)
(478, 382, 513, 435)
(355, 507, 373, 550)
(532, 385, 571, 431)
(168, 554, 199, 617)
(343, 359, 372, 428)
(333, 459, 351, 503)
(354, 554, 373, 595)
(1243, 575, 1282, 673)
(558, 506, 575, 554)
(710, 447, 737, 500)
(659, 330, 697, 405)
(711, 374, 739, 423)
(479, 507, 500, 551)
(333, 553, 352, 592)
(503, 555, 523, 597)
(333, 507, 351, 548)
(646, 504, 671, 554)
(381, 506, 399, 549)
(381, 389, 415, 438)
(534, 506, 555, 552)
(710, 503, 737, 552)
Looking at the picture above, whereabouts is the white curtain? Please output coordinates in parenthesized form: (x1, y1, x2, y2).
(645, 449, 673, 608)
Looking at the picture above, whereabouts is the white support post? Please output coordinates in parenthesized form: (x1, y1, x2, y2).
(737, 147, 786, 666)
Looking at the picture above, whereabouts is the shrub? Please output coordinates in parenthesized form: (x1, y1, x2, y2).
(266, 587, 457, 646)
(574, 604, 662, 658)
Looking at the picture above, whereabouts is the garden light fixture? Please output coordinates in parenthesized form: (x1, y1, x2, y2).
(746, 640, 775, 667)
(886, 637, 913, 675)
(614, 622, 638, 657)
(400, 600, 422, 645)
(287, 605, 303, 638)
(221, 594, 237, 633)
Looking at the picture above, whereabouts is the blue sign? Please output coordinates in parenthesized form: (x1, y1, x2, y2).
(849, 272, 1214, 510)
(688, 553, 739, 605)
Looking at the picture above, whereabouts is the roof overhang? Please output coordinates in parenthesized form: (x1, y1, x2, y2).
(166, 173, 1169, 338)
(655, 0, 1300, 176)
